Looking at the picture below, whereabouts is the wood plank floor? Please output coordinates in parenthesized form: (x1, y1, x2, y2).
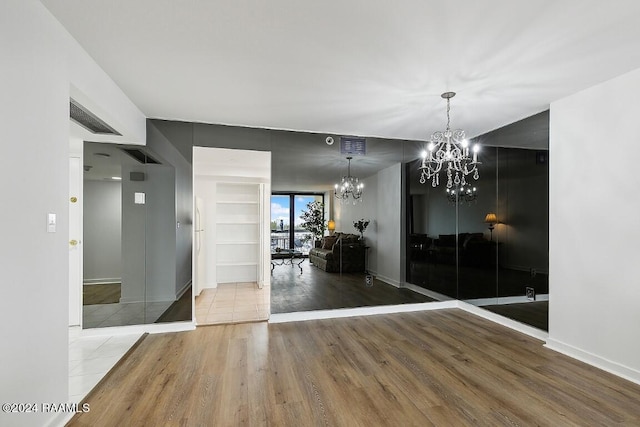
(484, 301, 548, 331)
(82, 283, 121, 305)
(271, 260, 434, 313)
(68, 309, 640, 426)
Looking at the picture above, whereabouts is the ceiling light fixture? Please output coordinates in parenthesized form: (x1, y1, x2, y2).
(335, 156, 363, 204)
(419, 92, 480, 188)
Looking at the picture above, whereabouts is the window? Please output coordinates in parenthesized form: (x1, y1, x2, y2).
(271, 193, 324, 255)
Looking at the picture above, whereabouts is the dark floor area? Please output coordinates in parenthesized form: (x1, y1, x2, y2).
(483, 300, 548, 331)
(409, 261, 549, 300)
(270, 259, 434, 313)
(155, 287, 192, 323)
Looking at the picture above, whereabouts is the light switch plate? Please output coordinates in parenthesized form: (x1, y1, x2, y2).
(47, 213, 56, 233)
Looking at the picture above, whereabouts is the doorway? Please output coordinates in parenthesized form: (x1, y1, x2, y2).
(192, 147, 271, 325)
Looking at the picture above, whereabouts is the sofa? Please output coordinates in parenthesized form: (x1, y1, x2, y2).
(309, 232, 366, 273)
(410, 232, 497, 268)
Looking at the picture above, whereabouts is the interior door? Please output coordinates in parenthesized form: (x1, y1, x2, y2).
(69, 156, 82, 326)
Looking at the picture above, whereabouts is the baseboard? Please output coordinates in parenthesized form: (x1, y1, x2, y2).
(500, 264, 549, 275)
(119, 296, 143, 304)
(176, 280, 191, 299)
(48, 411, 74, 427)
(269, 301, 458, 324)
(374, 273, 400, 288)
(83, 278, 121, 285)
(77, 321, 196, 338)
(402, 282, 453, 302)
(457, 300, 549, 341)
(119, 295, 176, 304)
(544, 338, 640, 386)
(464, 294, 549, 306)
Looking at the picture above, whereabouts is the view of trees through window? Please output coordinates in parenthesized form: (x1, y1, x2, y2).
(271, 194, 323, 255)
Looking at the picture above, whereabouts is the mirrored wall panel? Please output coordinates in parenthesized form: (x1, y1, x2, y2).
(82, 141, 192, 328)
(146, 112, 549, 331)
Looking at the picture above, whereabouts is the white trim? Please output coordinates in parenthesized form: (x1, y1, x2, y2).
(268, 301, 458, 323)
(77, 321, 196, 338)
(402, 282, 453, 302)
(48, 411, 74, 427)
(464, 294, 549, 307)
(83, 278, 121, 285)
(176, 280, 192, 299)
(544, 338, 640, 386)
(456, 301, 549, 341)
(374, 273, 400, 288)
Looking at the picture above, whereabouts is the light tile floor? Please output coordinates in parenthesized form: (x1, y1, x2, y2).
(68, 327, 142, 403)
(195, 282, 270, 325)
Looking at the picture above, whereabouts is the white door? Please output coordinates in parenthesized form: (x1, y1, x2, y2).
(69, 156, 82, 326)
(194, 197, 206, 296)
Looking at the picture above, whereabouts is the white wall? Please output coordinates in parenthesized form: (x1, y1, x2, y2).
(0, 2, 146, 425)
(83, 180, 122, 283)
(334, 163, 402, 285)
(548, 67, 640, 383)
(375, 164, 402, 286)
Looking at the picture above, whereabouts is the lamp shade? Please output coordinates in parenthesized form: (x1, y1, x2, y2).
(484, 213, 497, 224)
(327, 220, 336, 231)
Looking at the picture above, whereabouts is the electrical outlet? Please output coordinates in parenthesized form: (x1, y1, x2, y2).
(526, 287, 535, 301)
(365, 275, 373, 288)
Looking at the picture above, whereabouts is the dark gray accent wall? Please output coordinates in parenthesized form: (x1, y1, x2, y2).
(147, 122, 194, 294)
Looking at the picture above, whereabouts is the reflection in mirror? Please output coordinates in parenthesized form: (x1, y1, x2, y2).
(82, 142, 191, 328)
(406, 112, 549, 331)
(264, 131, 436, 314)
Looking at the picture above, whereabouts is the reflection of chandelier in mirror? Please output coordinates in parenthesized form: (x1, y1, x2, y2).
(419, 92, 480, 189)
(446, 185, 478, 204)
(335, 156, 363, 204)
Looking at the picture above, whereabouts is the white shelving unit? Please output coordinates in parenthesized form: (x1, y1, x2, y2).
(215, 182, 261, 284)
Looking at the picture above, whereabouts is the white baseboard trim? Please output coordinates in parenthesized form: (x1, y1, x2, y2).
(456, 301, 549, 341)
(83, 278, 121, 285)
(544, 338, 640, 386)
(269, 301, 458, 324)
(464, 294, 549, 307)
(402, 282, 453, 302)
(78, 321, 196, 338)
(119, 296, 143, 304)
(49, 411, 75, 427)
(374, 273, 400, 288)
(176, 280, 192, 299)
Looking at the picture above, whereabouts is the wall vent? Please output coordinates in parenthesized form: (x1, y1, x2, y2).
(69, 98, 122, 135)
(121, 148, 161, 165)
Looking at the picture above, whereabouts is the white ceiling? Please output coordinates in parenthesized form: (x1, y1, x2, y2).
(41, 0, 640, 145)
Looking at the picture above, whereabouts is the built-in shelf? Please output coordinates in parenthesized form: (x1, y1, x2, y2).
(217, 261, 258, 267)
(215, 182, 261, 284)
(217, 241, 259, 245)
(216, 200, 259, 205)
(217, 221, 259, 225)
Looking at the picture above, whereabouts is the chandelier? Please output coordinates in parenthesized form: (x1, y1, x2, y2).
(335, 156, 363, 203)
(446, 184, 477, 204)
(419, 92, 480, 188)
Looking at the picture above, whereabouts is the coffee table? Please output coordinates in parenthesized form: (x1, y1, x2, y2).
(271, 249, 305, 274)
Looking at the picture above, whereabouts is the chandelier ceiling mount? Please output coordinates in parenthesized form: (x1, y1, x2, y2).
(419, 91, 480, 189)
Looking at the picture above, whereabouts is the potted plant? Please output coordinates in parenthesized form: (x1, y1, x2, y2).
(353, 218, 370, 241)
(300, 201, 326, 247)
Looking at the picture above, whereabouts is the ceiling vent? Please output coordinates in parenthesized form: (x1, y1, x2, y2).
(69, 98, 122, 135)
(121, 148, 161, 165)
